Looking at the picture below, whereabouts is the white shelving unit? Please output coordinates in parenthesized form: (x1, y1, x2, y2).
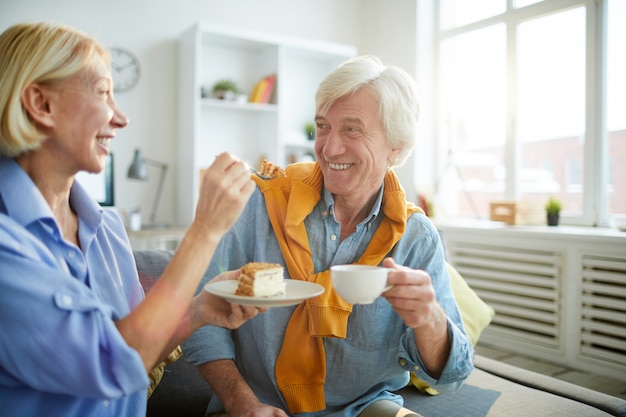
(177, 22, 356, 226)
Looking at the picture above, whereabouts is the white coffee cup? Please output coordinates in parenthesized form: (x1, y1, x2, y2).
(330, 265, 392, 304)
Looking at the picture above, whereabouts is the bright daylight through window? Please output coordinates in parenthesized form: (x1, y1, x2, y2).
(431, 0, 625, 227)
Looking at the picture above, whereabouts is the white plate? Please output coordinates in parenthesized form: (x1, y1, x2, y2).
(204, 280, 325, 307)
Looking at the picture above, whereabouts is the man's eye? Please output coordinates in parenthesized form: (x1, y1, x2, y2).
(316, 123, 329, 132)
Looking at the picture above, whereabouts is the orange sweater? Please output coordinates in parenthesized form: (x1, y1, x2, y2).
(253, 162, 423, 413)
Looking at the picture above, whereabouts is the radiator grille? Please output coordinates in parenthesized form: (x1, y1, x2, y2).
(447, 242, 562, 349)
(579, 255, 626, 366)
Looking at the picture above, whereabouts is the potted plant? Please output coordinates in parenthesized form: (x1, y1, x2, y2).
(304, 122, 315, 141)
(211, 79, 239, 100)
(545, 196, 562, 226)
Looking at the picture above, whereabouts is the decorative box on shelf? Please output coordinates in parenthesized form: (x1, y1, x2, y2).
(489, 201, 544, 225)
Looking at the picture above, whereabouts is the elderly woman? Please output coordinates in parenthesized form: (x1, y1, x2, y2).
(183, 55, 474, 417)
(0, 21, 261, 417)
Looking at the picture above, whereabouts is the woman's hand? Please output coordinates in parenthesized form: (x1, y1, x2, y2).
(189, 270, 267, 330)
(192, 152, 255, 238)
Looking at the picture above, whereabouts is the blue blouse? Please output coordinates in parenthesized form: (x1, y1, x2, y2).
(0, 157, 149, 417)
(184, 185, 474, 416)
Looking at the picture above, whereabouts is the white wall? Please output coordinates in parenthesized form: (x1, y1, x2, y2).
(1, 0, 423, 225)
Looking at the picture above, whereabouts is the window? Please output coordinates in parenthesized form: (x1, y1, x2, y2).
(75, 153, 115, 206)
(429, 0, 625, 225)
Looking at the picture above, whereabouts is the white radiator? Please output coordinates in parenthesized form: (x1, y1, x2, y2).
(579, 255, 626, 367)
(447, 242, 562, 349)
(437, 224, 626, 379)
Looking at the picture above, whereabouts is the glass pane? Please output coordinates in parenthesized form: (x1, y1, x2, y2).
(440, 0, 505, 30)
(607, 0, 626, 217)
(437, 24, 506, 219)
(517, 8, 586, 216)
(514, 0, 543, 8)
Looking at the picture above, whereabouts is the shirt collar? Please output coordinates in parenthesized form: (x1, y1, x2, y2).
(321, 182, 385, 226)
(0, 156, 103, 230)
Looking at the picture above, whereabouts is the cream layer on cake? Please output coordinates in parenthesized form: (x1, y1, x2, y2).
(235, 262, 286, 297)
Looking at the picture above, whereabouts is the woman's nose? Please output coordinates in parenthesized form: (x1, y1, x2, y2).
(110, 100, 129, 128)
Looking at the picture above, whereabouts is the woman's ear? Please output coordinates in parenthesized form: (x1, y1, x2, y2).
(21, 84, 55, 129)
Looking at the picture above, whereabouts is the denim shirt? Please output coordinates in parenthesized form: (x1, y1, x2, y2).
(0, 157, 149, 417)
(184, 185, 473, 416)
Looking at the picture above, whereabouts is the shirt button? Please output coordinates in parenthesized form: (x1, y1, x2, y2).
(103, 400, 110, 407)
(399, 358, 407, 367)
(68, 250, 75, 258)
(413, 365, 420, 371)
(330, 234, 337, 241)
(62, 295, 72, 306)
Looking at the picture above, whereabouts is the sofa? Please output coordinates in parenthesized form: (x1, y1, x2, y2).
(135, 250, 626, 417)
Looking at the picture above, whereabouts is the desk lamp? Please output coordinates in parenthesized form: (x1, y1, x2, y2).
(127, 148, 168, 228)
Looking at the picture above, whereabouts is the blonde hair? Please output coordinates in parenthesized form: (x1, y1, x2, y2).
(0, 21, 110, 157)
(315, 55, 420, 168)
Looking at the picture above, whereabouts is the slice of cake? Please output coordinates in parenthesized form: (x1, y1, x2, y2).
(259, 159, 287, 179)
(235, 262, 286, 297)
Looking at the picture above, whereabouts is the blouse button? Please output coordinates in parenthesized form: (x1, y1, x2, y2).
(61, 295, 72, 307)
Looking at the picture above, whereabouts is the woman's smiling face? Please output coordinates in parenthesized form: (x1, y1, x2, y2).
(314, 87, 400, 203)
(40, 54, 128, 176)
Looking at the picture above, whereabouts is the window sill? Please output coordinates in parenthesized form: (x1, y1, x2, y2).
(434, 219, 626, 243)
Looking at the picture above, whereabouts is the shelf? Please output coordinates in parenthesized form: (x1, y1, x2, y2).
(200, 98, 278, 112)
(177, 22, 356, 226)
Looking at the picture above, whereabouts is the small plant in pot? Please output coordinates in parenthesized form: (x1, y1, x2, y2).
(545, 196, 562, 226)
(211, 79, 239, 100)
(304, 122, 315, 141)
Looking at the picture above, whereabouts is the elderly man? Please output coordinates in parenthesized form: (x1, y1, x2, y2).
(184, 55, 474, 417)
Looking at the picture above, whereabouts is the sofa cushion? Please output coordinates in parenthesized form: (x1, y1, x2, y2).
(447, 262, 495, 346)
(399, 355, 626, 417)
(147, 358, 212, 417)
(400, 366, 617, 417)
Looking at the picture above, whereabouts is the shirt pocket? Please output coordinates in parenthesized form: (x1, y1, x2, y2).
(344, 299, 405, 351)
(53, 289, 111, 316)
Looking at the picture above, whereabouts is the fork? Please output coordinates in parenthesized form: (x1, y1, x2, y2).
(249, 167, 272, 180)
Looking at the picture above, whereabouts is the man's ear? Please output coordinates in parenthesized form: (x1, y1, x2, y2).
(21, 84, 55, 129)
(387, 147, 402, 167)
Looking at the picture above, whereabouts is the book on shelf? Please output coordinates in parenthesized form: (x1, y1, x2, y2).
(249, 74, 276, 104)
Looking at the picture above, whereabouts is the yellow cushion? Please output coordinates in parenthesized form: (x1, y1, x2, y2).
(447, 262, 495, 345)
(410, 261, 495, 395)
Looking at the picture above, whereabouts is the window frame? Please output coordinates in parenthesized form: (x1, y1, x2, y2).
(428, 0, 610, 226)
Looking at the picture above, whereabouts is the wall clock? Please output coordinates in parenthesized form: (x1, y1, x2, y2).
(110, 47, 140, 93)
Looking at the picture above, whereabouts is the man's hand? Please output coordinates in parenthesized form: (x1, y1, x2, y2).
(381, 257, 445, 329)
(226, 402, 289, 417)
(382, 257, 451, 377)
(199, 360, 289, 417)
